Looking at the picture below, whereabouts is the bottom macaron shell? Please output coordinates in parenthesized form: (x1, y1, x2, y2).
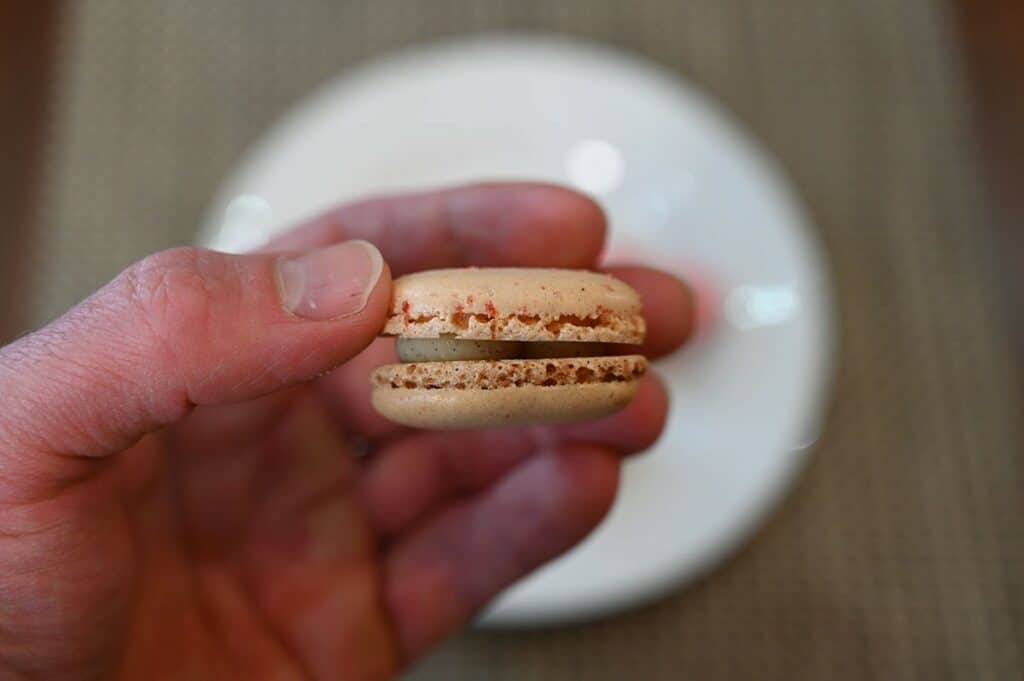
(371, 381, 640, 430)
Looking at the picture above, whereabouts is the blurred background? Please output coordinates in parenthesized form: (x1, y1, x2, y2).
(2, 1, 1022, 679)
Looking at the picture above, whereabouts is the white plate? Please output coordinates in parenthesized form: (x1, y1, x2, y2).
(199, 35, 834, 628)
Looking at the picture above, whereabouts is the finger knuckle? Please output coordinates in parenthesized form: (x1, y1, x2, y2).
(116, 247, 219, 357)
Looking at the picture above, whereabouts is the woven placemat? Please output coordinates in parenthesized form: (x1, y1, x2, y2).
(35, 1, 1023, 678)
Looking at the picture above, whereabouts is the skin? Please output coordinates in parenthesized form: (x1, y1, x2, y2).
(0, 183, 695, 680)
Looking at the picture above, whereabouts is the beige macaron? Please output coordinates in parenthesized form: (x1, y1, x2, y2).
(371, 267, 647, 429)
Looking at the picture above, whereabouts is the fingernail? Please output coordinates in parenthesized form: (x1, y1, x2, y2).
(277, 240, 383, 320)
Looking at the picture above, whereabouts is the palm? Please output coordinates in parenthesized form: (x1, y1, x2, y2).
(33, 337, 637, 679)
(117, 381, 402, 679)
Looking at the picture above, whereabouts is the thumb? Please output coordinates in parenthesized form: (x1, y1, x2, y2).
(0, 241, 388, 491)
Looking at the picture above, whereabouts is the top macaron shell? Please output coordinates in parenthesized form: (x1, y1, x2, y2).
(383, 268, 645, 343)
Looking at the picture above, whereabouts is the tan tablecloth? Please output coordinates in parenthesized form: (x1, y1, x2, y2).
(33, 1, 1023, 678)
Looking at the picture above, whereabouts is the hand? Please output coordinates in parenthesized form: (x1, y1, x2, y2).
(0, 183, 694, 680)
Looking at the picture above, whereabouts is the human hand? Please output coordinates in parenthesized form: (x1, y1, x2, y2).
(0, 183, 694, 680)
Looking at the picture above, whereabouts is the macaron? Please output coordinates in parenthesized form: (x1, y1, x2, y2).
(370, 268, 647, 429)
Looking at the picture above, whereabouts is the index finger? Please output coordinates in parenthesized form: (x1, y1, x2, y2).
(264, 182, 607, 275)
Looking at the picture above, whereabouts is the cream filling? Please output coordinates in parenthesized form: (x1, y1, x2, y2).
(395, 338, 609, 363)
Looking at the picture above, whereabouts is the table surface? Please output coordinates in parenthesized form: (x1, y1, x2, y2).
(3, 1, 1023, 679)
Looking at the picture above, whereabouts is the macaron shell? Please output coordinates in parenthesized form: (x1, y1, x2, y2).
(372, 355, 646, 391)
(371, 355, 645, 429)
(371, 381, 640, 429)
(383, 268, 645, 343)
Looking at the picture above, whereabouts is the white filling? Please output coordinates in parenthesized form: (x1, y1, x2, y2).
(396, 338, 523, 362)
(396, 338, 609, 363)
